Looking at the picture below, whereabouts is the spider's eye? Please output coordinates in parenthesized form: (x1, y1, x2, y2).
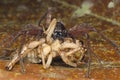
(52, 31, 62, 39)
(52, 22, 68, 40)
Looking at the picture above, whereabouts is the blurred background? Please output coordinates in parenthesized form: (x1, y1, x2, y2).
(0, 0, 120, 80)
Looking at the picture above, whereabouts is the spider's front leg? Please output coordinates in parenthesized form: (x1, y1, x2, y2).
(84, 33, 102, 78)
(68, 24, 102, 77)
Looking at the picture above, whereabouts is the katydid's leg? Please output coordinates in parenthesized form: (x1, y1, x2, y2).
(45, 53, 53, 69)
(60, 52, 77, 67)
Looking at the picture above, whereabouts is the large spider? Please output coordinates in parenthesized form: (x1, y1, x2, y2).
(1, 8, 86, 71)
(6, 19, 86, 70)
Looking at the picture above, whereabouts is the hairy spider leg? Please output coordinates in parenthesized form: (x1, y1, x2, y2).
(18, 32, 27, 73)
(84, 33, 102, 78)
(84, 33, 92, 78)
(0, 30, 27, 59)
(93, 28, 120, 54)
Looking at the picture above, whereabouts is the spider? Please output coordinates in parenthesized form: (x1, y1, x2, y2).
(1, 8, 86, 73)
(5, 18, 86, 71)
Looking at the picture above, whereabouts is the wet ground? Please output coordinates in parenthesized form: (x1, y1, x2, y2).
(0, 0, 120, 80)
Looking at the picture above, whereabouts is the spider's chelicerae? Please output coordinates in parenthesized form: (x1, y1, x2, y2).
(0, 8, 119, 78)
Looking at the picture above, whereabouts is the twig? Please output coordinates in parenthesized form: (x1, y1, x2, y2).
(91, 61, 120, 68)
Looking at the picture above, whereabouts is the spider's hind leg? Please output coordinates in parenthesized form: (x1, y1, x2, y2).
(93, 28, 120, 54)
(17, 33, 28, 73)
(0, 31, 25, 59)
(84, 33, 102, 78)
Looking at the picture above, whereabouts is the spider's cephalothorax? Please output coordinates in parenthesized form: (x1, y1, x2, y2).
(52, 22, 68, 40)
